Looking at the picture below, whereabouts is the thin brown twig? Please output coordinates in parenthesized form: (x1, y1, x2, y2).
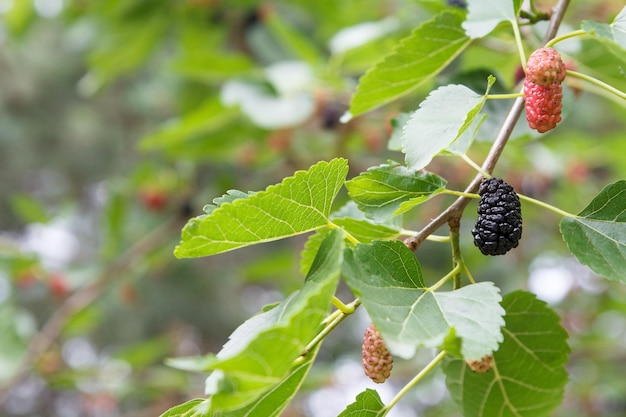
(0, 213, 185, 406)
(404, 0, 570, 251)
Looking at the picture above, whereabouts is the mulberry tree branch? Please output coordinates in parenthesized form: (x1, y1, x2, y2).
(404, 0, 571, 251)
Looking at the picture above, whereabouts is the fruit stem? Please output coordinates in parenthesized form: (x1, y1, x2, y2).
(430, 263, 463, 292)
(566, 70, 626, 101)
(516, 193, 577, 218)
(448, 217, 463, 290)
(459, 153, 491, 178)
(426, 234, 451, 243)
(382, 351, 448, 413)
(296, 300, 361, 363)
(544, 29, 587, 48)
(486, 93, 524, 99)
(441, 189, 480, 199)
(511, 17, 527, 71)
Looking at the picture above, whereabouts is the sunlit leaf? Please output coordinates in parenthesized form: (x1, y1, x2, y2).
(343, 241, 504, 360)
(204, 229, 343, 411)
(560, 180, 626, 282)
(402, 76, 495, 170)
(348, 10, 470, 117)
(345, 163, 447, 220)
(217, 346, 321, 417)
(174, 159, 348, 258)
(444, 291, 569, 417)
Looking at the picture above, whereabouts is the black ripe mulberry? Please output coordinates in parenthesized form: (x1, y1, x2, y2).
(362, 323, 393, 383)
(472, 178, 522, 256)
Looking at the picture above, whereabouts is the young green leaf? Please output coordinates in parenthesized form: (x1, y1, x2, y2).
(174, 159, 348, 258)
(215, 346, 321, 417)
(443, 291, 570, 417)
(348, 10, 470, 117)
(560, 180, 626, 282)
(345, 163, 447, 220)
(337, 388, 386, 417)
(204, 229, 344, 412)
(463, 0, 519, 39)
(402, 76, 495, 171)
(159, 398, 207, 417)
(581, 6, 626, 52)
(343, 241, 504, 360)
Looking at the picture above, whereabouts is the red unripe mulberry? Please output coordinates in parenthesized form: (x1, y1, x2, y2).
(524, 80, 563, 133)
(526, 47, 566, 86)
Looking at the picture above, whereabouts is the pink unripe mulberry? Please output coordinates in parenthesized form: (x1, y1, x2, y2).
(524, 79, 563, 133)
(466, 355, 493, 373)
(526, 47, 566, 86)
(362, 323, 393, 383)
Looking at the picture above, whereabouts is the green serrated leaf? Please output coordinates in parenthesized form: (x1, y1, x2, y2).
(216, 345, 321, 417)
(345, 163, 447, 220)
(402, 77, 495, 171)
(348, 10, 470, 117)
(444, 291, 570, 417)
(463, 0, 517, 39)
(175, 159, 348, 258)
(160, 398, 207, 417)
(338, 388, 386, 417)
(581, 6, 626, 52)
(343, 241, 504, 360)
(560, 180, 626, 282)
(205, 229, 344, 411)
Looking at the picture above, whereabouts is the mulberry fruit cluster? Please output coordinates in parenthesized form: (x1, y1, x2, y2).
(472, 178, 522, 256)
(524, 47, 566, 133)
(362, 323, 393, 383)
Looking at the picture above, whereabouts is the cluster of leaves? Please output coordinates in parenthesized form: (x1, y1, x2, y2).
(162, 2, 626, 417)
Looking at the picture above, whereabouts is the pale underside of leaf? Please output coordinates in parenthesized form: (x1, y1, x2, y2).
(463, 0, 517, 39)
(401, 79, 493, 171)
(343, 241, 504, 360)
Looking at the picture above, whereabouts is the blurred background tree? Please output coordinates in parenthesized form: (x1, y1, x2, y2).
(0, 1, 625, 416)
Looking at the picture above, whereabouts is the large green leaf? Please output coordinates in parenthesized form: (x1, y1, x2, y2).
(402, 76, 495, 171)
(581, 6, 626, 52)
(343, 241, 504, 360)
(215, 346, 321, 417)
(345, 163, 447, 221)
(348, 10, 470, 117)
(443, 291, 570, 417)
(560, 180, 626, 282)
(463, 0, 519, 39)
(205, 229, 344, 412)
(174, 159, 348, 258)
(337, 389, 386, 417)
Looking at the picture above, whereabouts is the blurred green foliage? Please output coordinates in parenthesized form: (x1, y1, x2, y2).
(0, 0, 625, 416)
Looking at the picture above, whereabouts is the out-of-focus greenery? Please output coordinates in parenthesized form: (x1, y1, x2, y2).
(0, 1, 625, 416)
